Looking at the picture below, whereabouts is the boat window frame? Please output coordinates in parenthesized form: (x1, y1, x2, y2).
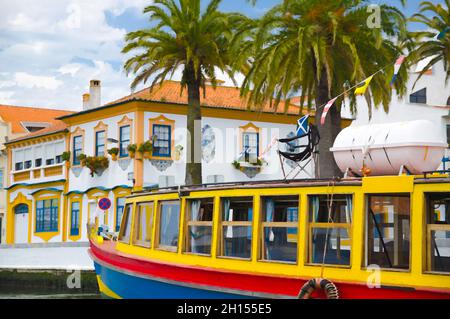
(306, 194, 354, 268)
(424, 192, 450, 275)
(132, 201, 154, 248)
(118, 203, 133, 245)
(155, 199, 181, 253)
(259, 194, 300, 265)
(364, 193, 412, 272)
(183, 197, 214, 257)
(217, 196, 254, 261)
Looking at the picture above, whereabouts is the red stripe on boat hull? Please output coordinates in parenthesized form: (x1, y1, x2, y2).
(89, 240, 450, 299)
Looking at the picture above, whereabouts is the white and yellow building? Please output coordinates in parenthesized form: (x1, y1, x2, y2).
(4, 80, 350, 257)
(0, 105, 72, 245)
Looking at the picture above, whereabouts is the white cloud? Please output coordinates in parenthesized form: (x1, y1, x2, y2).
(14, 72, 63, 90)
(0, 0, 150, 109)
(0, 0, 245, 110)
(58, 64, 82, 77)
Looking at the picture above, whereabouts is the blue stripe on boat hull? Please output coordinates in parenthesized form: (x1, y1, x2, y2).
(94, 262, 251, 299)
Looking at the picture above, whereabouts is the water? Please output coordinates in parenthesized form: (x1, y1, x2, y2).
(0, 292, 101, 299)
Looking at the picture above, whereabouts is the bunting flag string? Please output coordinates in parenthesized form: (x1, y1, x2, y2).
(317, 54, 408, 125)
(390, 55, 406, 86)
(320, 97, 338, 125)
(354, 75, 374, 95)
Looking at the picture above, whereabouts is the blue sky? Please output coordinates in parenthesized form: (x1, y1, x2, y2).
(0, 0, 445, 110)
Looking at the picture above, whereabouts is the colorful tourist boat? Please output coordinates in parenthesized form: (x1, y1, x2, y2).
(88, 175, 450, 299)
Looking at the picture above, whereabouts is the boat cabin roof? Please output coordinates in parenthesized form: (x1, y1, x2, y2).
(129, 175, 450, 198)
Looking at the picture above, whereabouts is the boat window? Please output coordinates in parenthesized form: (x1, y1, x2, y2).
(426, 193, 450, 273)
(157, 200, 180, 252)
(118, 203, 133, 244)
(308, 195, 352, 266)
(261, 196, 298, 263)
(132, 202, 154, 248)
(219, 197, 253, 259)
(185, 198, 214, 255)
(367, 195, 410, 270)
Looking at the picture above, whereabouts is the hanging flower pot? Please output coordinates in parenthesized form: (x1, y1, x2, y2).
(127, 144, 137, 158)
(108, 147, 119, 161)
(85, 156, 109, 177)
(77, 153, 87, 167)
(174, 145, 183, 161)
(138, 141, 153, 160)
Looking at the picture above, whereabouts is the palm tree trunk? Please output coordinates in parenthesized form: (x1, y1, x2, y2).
(185, 66, 203, 185)
(315, 68, 342, 179)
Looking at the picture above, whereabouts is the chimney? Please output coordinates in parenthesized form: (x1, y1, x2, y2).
(82, 93, 90, 110)
(89, 79, 101, 109)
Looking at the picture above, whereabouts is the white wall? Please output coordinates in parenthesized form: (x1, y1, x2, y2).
(68, 112, 135, 193)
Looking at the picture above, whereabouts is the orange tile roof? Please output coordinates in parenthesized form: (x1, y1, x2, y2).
(0, 104, 74, 144)
(107, 80, 307, 115)
(0, 104, 73, 134)
(7, 121, 69, 144)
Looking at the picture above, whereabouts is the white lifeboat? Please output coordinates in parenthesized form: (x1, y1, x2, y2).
(330, 120, 448, 175)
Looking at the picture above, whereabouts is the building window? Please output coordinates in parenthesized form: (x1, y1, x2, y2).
(309, 195, 352, 266)
(118, 204, 132, 244)
(185, 198, 214, 255)
(133, 202, 154, 248)
(73, 135, 82, 165)
(220, 197, 253, 259)
(14, 204, 29, 215)
(95, 130, 106, 156)
(24, 160, 32, 169)
(261, 196, 298, 263)
(367, 195, 410, 269)
(36, 199, 59, 233)
(14, 149, 24, 171)
(35, 158, 42, 167)
(157, 200, 180, 251)
(152, 124, 171, 157)
(119, 125, 131, 157)
(426, 193, 450, 273)
(447, 96, 450, 106)
(46, 158, 55, 166)
(70, 201, 80, 236)
(242, 132, 259, 163)
(115, 197, 125, 232)
(0, 169, 3, 189)
(409, 87, 427, 104)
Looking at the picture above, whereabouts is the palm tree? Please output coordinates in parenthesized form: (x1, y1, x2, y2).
(240, 0, 409, 178)
(409, 0, 449, 85)
(122, 0, 244, 185)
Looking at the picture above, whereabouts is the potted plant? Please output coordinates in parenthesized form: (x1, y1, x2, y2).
(77, 153, 87, 167)
(85, 156, 109, 177)
(232, 160, 241, 169)
(127, 143, 137, 158)
(108, 147, 119, 161)
(138, 140, 153, 159)
(174, 144, 183, 161)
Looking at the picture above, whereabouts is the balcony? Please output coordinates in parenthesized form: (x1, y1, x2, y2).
(10, 163, 66, 184)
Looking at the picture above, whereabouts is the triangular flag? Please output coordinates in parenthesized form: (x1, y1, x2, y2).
(390, 55, 406, 86)
(296, 114, 310, 136)
(320, 97, 337, 125)
(354, 75, 373, 95)
(437, 27, 450, 40)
